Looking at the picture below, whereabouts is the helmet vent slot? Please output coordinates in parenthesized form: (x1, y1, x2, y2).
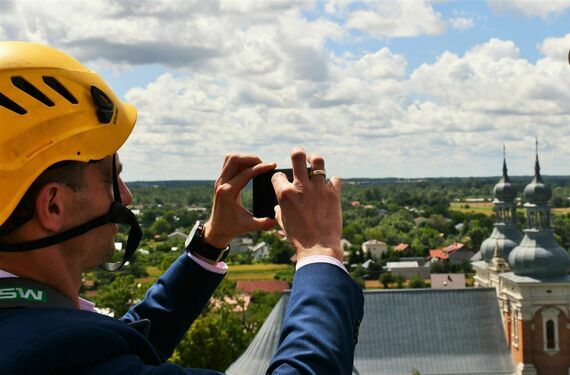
(90, 86, 114, 124)
(42, 76, 78, 104)
(0, 92, 27, 115)
(11, 76, 54, 107)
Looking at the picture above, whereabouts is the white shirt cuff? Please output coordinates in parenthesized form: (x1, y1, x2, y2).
(295, 255, 348, 274)
(187, 253, 228, 275)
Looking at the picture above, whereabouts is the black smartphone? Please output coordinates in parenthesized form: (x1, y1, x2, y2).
(252, 168, 310, 219)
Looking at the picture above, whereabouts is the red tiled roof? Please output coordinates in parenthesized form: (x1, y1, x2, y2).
(429, 250, 448, 260)
(236, 280, 289, 294)
(428, 243, 465, 260)
(442, 242, 464, 255)
(394, 243, 409, 252)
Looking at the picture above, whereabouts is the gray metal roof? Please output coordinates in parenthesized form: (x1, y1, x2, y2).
(226, 294, 289, 375)
(500, 271, 570, 284)
(227, 288, 515, 375)
(508, 159, 570, 278)
(508, 230, 570, 278)
(493, 158, 517, 201)
(523, 157, 552, 203)
(470, 250, 483, 262)
(479, 157, 522, 264)
(480, 225, 522, 262)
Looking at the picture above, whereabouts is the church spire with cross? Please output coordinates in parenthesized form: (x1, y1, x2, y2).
(508, 139, 569, 278)
(478, 145, 522, 263)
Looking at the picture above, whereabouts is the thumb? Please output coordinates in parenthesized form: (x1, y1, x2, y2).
(252, 217, 277, 231)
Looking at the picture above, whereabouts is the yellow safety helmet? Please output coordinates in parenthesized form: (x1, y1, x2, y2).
(0, 42, 137, 227)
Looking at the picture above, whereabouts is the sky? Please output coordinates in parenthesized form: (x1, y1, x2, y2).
(1, 0, 570, 181)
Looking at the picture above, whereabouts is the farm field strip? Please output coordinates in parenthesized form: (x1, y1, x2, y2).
(450, 202, 570, 216)
(138, 264, 293, 284)
(229, 264, 291, 271)
(226, 272, 280, 281)
(227, 264, 293, 281)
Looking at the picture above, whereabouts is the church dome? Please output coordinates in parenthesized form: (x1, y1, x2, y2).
(494, 178, 517, 201)
(508, 232, 570, 278)
(480, 226, 522, 262)
(493, 158, 517, 202)
(523, 158, 551, 203)
(523, 177, 551, 203)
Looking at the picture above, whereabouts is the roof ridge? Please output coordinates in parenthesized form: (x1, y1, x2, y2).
(362, 287, 494, 294)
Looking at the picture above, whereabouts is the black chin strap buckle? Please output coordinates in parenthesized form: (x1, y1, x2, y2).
(100, 154, 142, 272)
(100, 204, 142, 272)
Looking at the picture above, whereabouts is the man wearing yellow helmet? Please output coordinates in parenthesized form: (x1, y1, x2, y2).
(0, 42, 363, 374)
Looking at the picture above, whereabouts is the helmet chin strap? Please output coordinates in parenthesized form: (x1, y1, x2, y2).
(100, 154, 142, 271)
(0, 154, 142, 272)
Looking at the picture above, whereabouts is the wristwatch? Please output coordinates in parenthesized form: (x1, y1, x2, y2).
(185, 220, 230, 263)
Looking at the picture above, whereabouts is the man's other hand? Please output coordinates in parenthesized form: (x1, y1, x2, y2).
(271, 148, 343, 263)
(203, 154, 276, 249)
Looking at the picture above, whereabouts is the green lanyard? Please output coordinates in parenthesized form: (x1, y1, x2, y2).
(0, 277, 75, 310)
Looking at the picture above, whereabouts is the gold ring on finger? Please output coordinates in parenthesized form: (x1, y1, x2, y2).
(310, 169, 326, 179)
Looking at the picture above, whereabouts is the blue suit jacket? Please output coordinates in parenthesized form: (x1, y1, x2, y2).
(0, 255, 363, 374)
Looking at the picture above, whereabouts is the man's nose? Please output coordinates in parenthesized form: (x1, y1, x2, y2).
(119, 178, 133, 205)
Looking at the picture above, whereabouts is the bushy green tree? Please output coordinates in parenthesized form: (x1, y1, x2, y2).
(227, 251, 254, 265)
(93, 275, 144, 317)
(260, 232, 294, 264)
(342, 222, 363, 243)
(380, 272, 394, 288)
(395, 274, 405, 288)
(170, 308, 242, 370)
(150, 218, 171, 236)
(170, 290, 281, 371)
(409, 274, 426, 288)
(268, 240, 294, 264)
(347, 245, 364, 265)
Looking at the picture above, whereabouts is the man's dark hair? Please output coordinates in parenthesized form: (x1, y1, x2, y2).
(0, 161, 86, 236)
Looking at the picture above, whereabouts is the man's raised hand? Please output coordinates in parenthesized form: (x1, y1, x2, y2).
(203, 154, 276, 249)
(271, 148, 343, 262)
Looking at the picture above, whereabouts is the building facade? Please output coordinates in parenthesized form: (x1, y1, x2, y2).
(474, 152, 570, 375)
(361, 239, 388, 260)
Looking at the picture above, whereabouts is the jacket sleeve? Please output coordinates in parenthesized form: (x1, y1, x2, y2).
(267, 262, 364, 375)
(121, 253, 225, 359)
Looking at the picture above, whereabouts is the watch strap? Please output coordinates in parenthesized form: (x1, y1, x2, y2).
(186, 220, 230, 263)
(193, 243, 231, 263)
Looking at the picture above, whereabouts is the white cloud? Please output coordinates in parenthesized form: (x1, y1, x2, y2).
(2, 1, 570, 179)
(538, 33, 570, 61)
(410, 38, 570, 116)
(467, 37, 520, 59)
(488, 0, 570, 18)
(324, 0, 352, 15)
(0, 0, 317, 68)
(350, 48, 407, 80)
(119, 34, 570, 179)
(449, 17, 475, 30)
(345, 1, 446, 37)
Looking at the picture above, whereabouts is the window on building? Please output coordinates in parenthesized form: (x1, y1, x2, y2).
(546, 320, 555, 349)
(540, 308, 560, 353)
(511, 310, 518, 347)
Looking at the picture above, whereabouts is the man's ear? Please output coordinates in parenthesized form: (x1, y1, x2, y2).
(34, 183, 67, 233)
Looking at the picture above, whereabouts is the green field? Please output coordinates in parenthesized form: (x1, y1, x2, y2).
(137, 263, 293, 284)
(450, 202, 570, 216)
(450, 202, 494, 216)
(226, 264, 293, 281)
